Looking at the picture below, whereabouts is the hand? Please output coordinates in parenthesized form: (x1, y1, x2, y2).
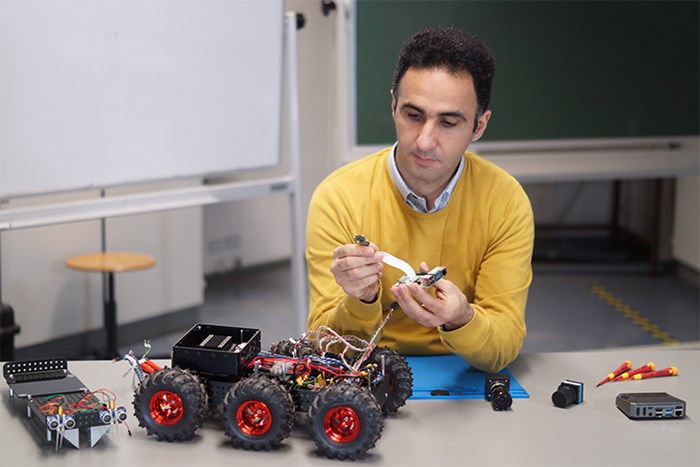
(330, 241, 384, 302)
(390, 262, 474, 330)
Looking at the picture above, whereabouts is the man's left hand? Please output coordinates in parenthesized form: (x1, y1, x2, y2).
(390, 262, 474, 331)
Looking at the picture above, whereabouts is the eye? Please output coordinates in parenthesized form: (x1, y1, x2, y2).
(440, 119, 457, 128)
(405, 111, 423, 122)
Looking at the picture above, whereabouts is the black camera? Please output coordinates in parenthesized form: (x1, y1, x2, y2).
(485, 374, 512, 411)
(551, 380, 584, 408)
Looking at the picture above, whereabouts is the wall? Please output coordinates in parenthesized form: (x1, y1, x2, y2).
(0, 0, 339, 348)
(1, 181, 203, 348)
(673, 175, 700, 271)
(202, 0, 336, 274)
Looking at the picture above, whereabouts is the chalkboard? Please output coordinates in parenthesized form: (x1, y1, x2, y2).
(355, 0, 699, 145)
(0, 0, 284, 199)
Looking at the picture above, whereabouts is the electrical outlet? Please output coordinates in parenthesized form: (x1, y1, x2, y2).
(208, 234, 241, 254)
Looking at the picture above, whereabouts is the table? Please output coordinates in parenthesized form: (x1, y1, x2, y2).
(65, 252, 155, 358)
(1, 346, 698, 466)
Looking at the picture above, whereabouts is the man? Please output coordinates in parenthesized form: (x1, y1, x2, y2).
(305, 27, 534, 373)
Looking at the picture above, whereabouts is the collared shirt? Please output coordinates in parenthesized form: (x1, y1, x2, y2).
(388, 143, 465, 213)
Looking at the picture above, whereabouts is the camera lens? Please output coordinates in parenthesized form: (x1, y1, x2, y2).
(489, 383, 513, 411)
(552, 384, 577, 408)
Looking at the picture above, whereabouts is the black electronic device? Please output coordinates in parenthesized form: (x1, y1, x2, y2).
(552, 380, 584, 408)
(616, 392, 685, 419)
(485, 374, 512, 411)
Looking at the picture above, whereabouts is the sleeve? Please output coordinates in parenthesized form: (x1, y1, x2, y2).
(439, 183, 534, 373)
(305, 180, 385, 340)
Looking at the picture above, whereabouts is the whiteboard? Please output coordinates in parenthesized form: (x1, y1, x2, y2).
(0, 0, 284, 199)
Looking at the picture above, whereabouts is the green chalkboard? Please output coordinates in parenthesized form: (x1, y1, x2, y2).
(355, 0, 699, 145)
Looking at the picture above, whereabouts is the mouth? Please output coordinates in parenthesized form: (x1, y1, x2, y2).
(412, 153, 438, 167)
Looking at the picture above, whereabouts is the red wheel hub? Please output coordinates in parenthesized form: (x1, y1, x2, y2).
(236, 400, 273, 436)
(323, 406, 360, 443)
(149, 390, 184, 425)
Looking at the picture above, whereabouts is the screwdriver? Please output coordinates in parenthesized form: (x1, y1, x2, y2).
(631, 366, 678, 380)
(596, 360, 632, 387)
(613, 362, 655, 381)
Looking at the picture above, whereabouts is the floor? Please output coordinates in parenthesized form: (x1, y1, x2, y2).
(119, 259, 700, 359)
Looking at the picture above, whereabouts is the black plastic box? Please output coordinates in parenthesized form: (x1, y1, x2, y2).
(616, 392, 685, 419)
(172, 323, 261, 379)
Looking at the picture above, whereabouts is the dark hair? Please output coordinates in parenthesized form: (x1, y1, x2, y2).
(391, 26, 496, 116)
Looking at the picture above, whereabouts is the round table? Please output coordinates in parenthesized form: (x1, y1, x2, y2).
(66, 252, 155, 358)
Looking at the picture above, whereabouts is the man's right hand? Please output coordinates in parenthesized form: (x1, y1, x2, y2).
(330, 241, 384, 303)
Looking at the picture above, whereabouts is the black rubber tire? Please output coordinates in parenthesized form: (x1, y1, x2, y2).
(222, 375, 295, 450)
(270, 339, 296, 356)
(308, 383, 384, 460)
(368, 347, 413, 414)
(133, 367, 208, 441)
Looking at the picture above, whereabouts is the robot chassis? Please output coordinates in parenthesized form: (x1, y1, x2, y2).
(122, 323, 414, 460)
(3, 358, 127, 450)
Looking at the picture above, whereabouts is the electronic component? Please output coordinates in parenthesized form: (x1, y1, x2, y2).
(3, 358, 127, 450)
(616, 392, 685, 419)
(354, 234, 370, 246)
(397, 266, 448, 288)
(485, 374, 512, 411)
(552, 380, 584, 408)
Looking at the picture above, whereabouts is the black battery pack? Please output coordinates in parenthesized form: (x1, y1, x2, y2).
(616, 392, 685, 419)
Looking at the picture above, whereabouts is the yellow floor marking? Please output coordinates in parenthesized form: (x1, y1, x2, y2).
(590, 284, 678, 345)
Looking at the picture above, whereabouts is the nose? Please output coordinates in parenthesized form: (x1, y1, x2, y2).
(416, 121, 438, 153)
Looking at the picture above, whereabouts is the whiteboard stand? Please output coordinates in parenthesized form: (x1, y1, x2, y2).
(285, 12, 309, 336)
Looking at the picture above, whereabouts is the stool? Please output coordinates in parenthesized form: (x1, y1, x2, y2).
(66, 252, 155, 358)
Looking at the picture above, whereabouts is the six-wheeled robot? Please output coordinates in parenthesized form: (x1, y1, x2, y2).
(123, 323, 413, 459)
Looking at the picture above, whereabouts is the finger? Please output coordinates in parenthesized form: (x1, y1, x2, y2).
(407, 283, 439, 307)
(346, 273, 381, 297)
(392, 284, 429, 314)
(392, 285, 440, 327)
(419, 262, 430, 273)
(431, 277, 457, 294)
(333, 243, 381, 261)
(332, 252, 383, 274)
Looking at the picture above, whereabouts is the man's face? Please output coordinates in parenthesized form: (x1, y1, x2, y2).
(391, 67, 491, 204)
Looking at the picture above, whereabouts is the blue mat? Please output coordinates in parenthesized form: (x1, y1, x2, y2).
(405, 355, 529, 400)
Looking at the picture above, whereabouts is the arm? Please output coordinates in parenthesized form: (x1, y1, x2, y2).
(305, 183, 386, 340)
(391, 185, 533, 373)
(442, 186, 533, 372)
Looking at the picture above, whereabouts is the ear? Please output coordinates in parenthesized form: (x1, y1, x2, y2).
(390, 89, 397, 117)
(471, 110, 492, 142)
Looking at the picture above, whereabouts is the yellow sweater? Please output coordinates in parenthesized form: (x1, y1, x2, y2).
(306, 148, 534, 372)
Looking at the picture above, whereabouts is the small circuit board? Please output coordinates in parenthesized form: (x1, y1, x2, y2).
(396, 266, 448, 288)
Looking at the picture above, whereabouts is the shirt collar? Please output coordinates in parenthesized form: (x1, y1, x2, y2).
(388, 143, 464, 213)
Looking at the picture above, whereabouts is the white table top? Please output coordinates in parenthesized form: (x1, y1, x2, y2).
(2, 345, 698, 467)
